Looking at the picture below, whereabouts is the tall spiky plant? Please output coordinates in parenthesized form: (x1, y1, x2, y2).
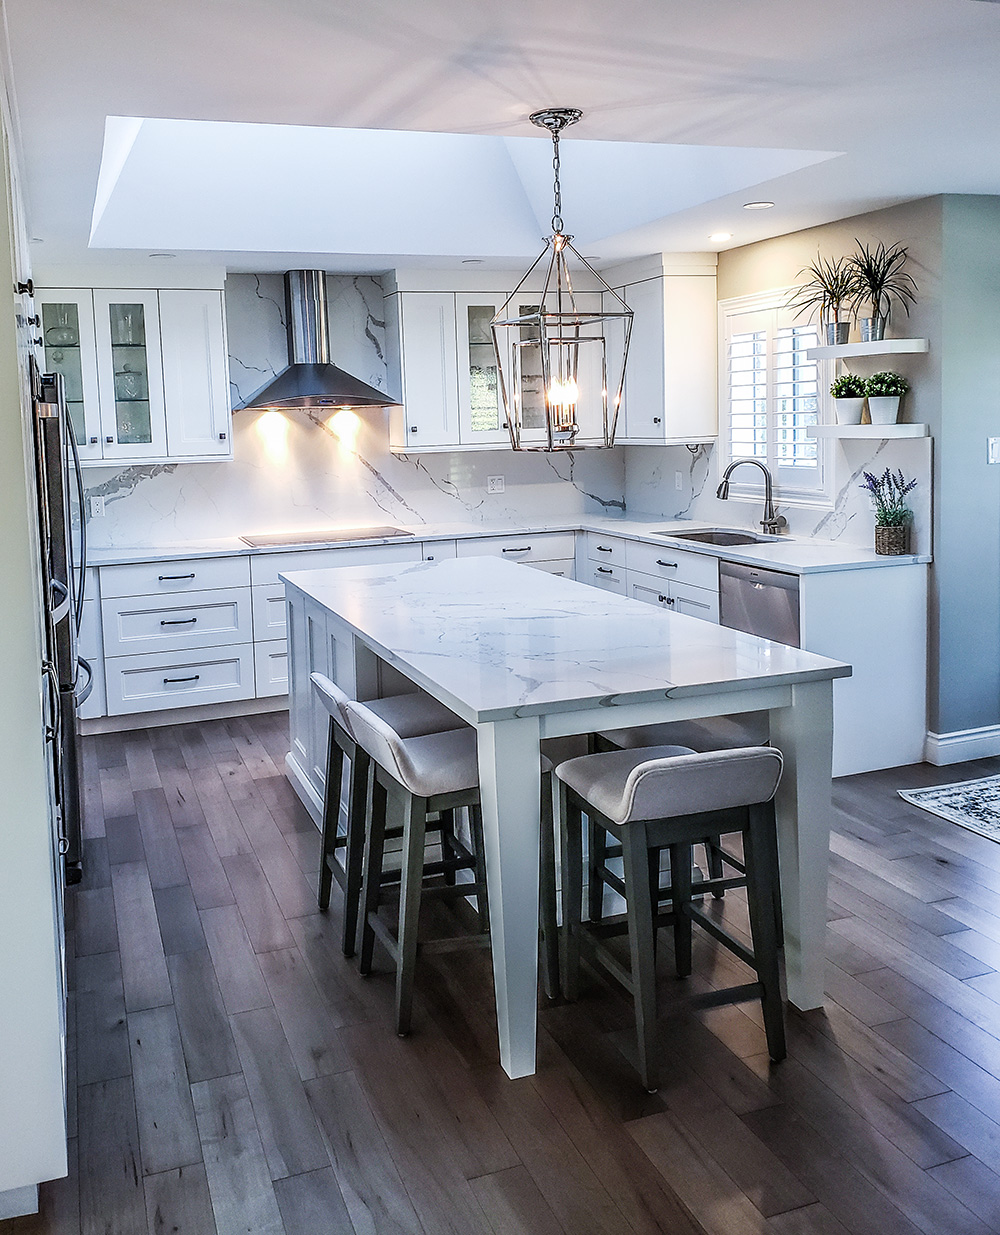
(848, 240, 917, 329)
(785, 254, 856, 327)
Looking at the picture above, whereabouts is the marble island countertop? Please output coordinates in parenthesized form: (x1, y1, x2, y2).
(85, 514, 931, 575)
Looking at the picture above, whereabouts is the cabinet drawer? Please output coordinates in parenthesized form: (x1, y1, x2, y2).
(586, 533, 627, 566)
(583, 561, 626, 594)
(105, 646, 256, 714)
(254, 639, 288, 698)
(625, 540, 718, 590)
(252, 584, 288, 641)
(101, 587, 253, 657)
(101, 555, 250, 597)
(456, 532, 576, 563)
(249, 541, 422, 586)
(527, 559, 575, 578)
(422, 540, 457, 561)
(628, 571, 719, 623)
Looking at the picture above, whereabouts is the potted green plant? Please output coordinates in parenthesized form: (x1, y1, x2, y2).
(860, 468, 917, 554)
(830, 373, 866, 425)
(785, 254, 856, 345)
(865, 371, 909, 425)
(849, 240, 917, 342)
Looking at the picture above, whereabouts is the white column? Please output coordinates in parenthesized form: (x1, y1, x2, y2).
(476, 714, 542, 1078)
(769, 678, 835, 1010)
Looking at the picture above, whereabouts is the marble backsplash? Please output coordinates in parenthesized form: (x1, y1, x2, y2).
(84, 273, 626, 547)
(83, 271, 931, 554)
(625, 435, 932, 556)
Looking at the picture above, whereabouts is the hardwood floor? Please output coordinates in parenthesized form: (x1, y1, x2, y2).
(6, 714, 1000, 1234)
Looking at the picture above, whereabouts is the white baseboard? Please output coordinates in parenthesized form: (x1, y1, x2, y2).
(284, 751, 323, 824)
(0, 1185, 39, 1220)
(81, 695, 287, 734)
(924, 725, 1000, 765)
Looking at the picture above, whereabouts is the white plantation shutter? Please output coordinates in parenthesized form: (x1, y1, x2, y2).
(721, 295, 829, 502)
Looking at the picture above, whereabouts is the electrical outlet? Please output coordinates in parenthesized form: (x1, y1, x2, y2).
(989, 437, 1000, 465)
(674, 471, 684, 491)
(487, 475, 505, 494)
(89, 495, 105, 518)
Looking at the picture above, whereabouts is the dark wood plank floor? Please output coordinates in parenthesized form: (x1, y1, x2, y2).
(6, 714, 1000, 1234)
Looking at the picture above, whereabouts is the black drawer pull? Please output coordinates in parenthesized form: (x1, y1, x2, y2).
(596, 545, 613, 552)
(658, 594, 667, 602)
(160, 617, 197, 625)
(665, 597, 675, 605)
(597, 566, 613, 575)
(158, 573, 196, 581)
(163, 674, 200, 684)
(502, 546, 531, 553)
(655, 560, 678, 568)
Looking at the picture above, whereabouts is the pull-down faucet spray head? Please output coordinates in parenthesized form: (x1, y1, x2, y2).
(716, 477, 730, 500)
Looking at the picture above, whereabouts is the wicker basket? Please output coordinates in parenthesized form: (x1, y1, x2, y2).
(875, 524, 911, 555)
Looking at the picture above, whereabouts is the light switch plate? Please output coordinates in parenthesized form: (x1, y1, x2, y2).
(487, 475, 505, 494)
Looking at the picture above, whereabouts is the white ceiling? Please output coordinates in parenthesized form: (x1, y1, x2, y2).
(7, 0, 1000, 274)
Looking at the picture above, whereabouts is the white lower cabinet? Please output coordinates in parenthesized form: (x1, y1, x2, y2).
(584, 560, 627, 594)
(251, 584, 288, 641)
(104, 646, 256, 713)
(254, 640, 289, 697)
(78, 597, 106, 720)
(628, 569, 720, 622)
(528, 559, 575, 577)
(101, 587, 253, 658)
(456, 532, 576, 564)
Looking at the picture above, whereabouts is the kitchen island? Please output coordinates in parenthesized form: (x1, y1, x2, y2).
(282, 555, 851, 1080)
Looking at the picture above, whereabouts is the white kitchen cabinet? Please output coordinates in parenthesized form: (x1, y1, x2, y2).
(583, 560, 627, 593)
(35, 286, 232, 465)
(628, 569, 720, 623)
(456, 532, 576, 564)
(385, 291, 461, 450)
(624, 539, 719, 591)
(455, 293, 514, 446)
(602, 256, 718, 446)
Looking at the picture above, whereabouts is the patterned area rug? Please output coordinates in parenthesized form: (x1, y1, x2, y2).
(898, 774, 1000, 842)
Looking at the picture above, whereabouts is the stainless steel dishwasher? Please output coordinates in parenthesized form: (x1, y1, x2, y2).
(719, 560, 800, 647)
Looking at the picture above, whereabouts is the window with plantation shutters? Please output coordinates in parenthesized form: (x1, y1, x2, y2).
(720, 292, 832, 504)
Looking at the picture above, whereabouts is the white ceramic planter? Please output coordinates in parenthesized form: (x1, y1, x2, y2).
(834, 397, 865, 425)
(867, 396, 900, 425)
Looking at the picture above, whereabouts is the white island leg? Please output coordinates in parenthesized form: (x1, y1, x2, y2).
(476, 715, 542, 1079)
(770, 677, 835, 1011)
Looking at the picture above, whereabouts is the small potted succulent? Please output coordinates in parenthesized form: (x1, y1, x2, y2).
(830, 373, 866, 424)
(860, 468, 917, 555)
(849, 240, 917, 342)
(865, 371, 909, 425)
(786, 254, 856, 345)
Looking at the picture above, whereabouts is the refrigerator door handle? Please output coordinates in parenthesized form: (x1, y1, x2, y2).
(66, 421, 87, 632)
(76, 656, 94, 706)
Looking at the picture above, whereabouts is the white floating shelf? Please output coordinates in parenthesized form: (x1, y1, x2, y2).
(805, 338, 929, 361)
(807, 424, 929, 439)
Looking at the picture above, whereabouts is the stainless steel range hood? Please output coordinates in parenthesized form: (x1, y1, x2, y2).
(235, 270, 399, 412)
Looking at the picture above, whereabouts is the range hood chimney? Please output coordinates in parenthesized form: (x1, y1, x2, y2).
(236, 270, 399, 412)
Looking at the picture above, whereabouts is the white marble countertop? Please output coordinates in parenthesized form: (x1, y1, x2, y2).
(86, 514, 931, 575)
(281, 556, 851, 723)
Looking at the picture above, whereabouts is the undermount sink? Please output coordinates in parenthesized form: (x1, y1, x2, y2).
(654, 528, 783, 546)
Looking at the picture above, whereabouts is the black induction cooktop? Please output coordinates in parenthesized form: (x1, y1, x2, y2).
(240, 526, 414, 547)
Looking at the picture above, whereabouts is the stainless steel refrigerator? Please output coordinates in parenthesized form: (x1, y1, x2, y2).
(31, 356, 91, 884)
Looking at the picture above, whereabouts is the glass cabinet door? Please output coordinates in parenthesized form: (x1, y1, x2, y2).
(455, 294, 515, 445)
(36, 290, 103, 463)
(92, 289, 167, 460)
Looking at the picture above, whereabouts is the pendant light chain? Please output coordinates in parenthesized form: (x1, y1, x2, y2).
(551, 130, 564, 235)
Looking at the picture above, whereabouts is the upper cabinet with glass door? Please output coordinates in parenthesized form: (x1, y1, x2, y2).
(35, 285, 232, 466)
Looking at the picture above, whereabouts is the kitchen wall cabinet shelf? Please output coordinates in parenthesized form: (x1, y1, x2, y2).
(35, 285, 232, 466)
(807, 424, 929, 439)
(805, 337, 929, 362)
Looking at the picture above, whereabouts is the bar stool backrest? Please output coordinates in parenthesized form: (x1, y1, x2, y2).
(614, 746, 782, 824)
(311, 672, 354, 736)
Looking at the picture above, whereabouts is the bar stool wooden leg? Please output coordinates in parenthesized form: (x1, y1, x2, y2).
(318, 717, 343, 913)
(744, 803, 786, 1062)
(467, 803, 490, 930)
(340, 747, 371, 956)
(621, 822, 660, 1093)
(560, 785, 584, 1001)
(588, 817, 608, 925)
(706, 840, 726, 898)
(396, 789, 429, 1036)
(538, 771, 559, 1000)
(669, 842, 693, 978)
(358, 773, 389, 977)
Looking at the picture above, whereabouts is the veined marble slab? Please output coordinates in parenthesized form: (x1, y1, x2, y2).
(281, 556, 850, 724)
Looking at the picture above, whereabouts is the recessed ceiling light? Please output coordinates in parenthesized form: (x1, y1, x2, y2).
(462, 258, 484, 265)
(743, 201, 775, 211)
(149, 252, 177, 259)
(709, 232, 733, 243)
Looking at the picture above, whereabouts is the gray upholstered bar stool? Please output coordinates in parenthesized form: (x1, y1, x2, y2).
(311, 672, 468, 956)
(556, 743, 786, 1092)
(344, 695, 559, 1036)
(591, 712, 772, 916)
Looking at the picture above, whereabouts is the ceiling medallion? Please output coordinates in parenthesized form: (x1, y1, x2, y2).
(490, 108, 633, 451)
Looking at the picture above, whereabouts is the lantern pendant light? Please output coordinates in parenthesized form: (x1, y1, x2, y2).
(491, 108, 633, 451)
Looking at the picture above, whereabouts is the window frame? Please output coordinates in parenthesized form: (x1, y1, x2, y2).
(718, 288, 835, 510)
